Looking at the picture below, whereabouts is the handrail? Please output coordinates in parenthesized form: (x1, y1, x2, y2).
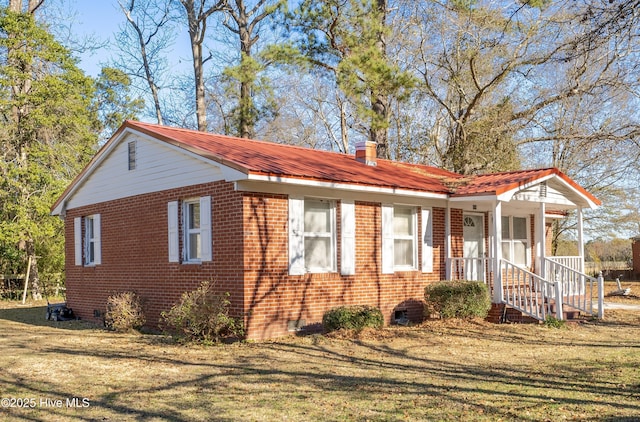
(501, 259, 558, 321)
(544, 257, 597, 315)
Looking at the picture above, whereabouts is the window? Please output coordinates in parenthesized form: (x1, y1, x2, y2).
(184, 200, 202, 262)
(167, 197, 212, 263)
(74, 214, 101, 266)
(85, 216, 96, 265)
(393, 206, 416, 268)
(128, 141, 136, 170)
(304, 199, 336, 272)
(382, 205, 418, 273)
(288, 197, 337, 275)
(501, 216, 529, 266)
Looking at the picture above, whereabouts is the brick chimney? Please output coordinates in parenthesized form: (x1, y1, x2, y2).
(355, 141, 377, 166)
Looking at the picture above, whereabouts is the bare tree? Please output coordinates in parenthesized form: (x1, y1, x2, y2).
(289, 0, 413, 158)
(117, 0, 174, 124)
(8, 0, 44, 13)
(221, 0, 283, 138)
(178, 0, 228, 131)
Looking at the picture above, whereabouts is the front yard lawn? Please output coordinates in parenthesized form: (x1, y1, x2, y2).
(0, 299, 639, 421)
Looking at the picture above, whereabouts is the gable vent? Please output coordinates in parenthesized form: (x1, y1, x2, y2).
(128, 141, 136, 171)
(539, 182, 547, 198)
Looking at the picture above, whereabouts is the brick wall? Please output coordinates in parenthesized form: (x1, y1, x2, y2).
(241, 198, 448, 340)
(64, 181, 244, 329)
(65, 181, 457, 340)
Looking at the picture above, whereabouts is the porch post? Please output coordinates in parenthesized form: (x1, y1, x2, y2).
(536, 202, 546, 279)
(493, 201, 503, 303)
(577, 206, 585, 273)
(445, 203, 451, 280)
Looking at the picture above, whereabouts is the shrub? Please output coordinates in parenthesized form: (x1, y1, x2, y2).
(161, 281, 244, 344)
(424, 281, 491, 319)
(322, 305, 384, 332)
(544, 316, 566, 328)
(104, 291, 146, 332)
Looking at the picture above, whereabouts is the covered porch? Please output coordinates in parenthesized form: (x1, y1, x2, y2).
(442, 169, 604, 321)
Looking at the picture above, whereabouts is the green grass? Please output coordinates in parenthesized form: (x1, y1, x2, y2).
(0, 299, 639, 421)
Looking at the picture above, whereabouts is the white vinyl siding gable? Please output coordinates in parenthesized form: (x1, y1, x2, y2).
(64, 134, 229, 212)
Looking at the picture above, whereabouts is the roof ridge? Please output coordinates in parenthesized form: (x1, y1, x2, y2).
(125, 120, 455, 175)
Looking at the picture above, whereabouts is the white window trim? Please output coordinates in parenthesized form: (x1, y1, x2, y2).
(382, 204, 418, 273)
(501, 215, 531, 267)
(167, 197, 212, 264)
(288, 197, 337, 275)
(393, 206, 418, 272)
(304, 199, 337, 273)
(75, 214, 101, 266)
(183, 199, 201, 263)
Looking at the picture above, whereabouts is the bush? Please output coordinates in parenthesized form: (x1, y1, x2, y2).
(104, 291, 146, 332)
(424, 281, 491, 319)
(161, 281, 244, 344)
(544, 316, 566, 328)
(322, 305, 384, 332)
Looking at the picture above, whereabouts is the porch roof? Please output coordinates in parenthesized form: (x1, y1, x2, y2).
(450, 168, 601, 209)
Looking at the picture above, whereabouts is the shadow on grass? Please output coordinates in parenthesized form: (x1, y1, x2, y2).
(0, 304, 99, 331)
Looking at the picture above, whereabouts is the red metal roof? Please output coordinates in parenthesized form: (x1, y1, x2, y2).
(125, 120, 461, 194)
(51, 121, 601, 212)
(451, 168, 601, 206)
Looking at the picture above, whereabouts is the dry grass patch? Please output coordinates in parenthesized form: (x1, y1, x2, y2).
(0, 298, 639, 421)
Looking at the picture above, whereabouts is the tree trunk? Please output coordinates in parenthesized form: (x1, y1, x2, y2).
(188, 24, 208, 131)
(9, 0, 44, 13)
(120, 0, 164, 125)
(370, 0, 389, 159)
(25, 240, 41, 300)
(180, 0, 228, 132)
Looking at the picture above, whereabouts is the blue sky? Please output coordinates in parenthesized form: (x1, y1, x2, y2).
(71, 1, 126, 76)
(69, 1, 193, 77)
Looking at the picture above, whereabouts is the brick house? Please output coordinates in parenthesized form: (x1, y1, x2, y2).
(51, 121, 601, 340)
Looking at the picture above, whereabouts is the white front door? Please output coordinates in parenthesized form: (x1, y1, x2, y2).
(463, 214, 484, 281)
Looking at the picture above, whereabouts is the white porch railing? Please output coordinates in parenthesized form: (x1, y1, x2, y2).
(543, 257, 598, 316)
(546, 256, 583, 273)
(448, 257, 491, 284)
(446, 256, 604, 321)
(501, 259, 559, 321)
